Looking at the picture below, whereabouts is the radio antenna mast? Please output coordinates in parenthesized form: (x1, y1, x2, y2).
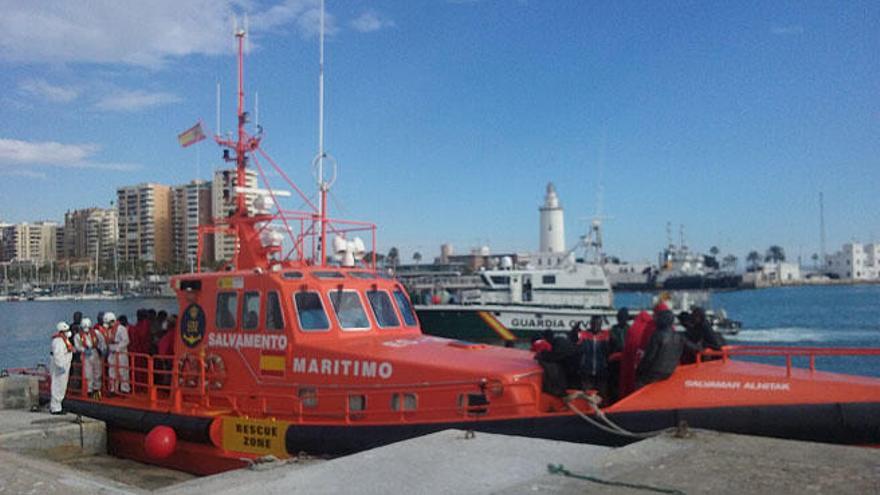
(313, 0, 337, 266)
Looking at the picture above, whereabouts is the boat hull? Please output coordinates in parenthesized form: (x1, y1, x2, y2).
(64, 397, 880, 470)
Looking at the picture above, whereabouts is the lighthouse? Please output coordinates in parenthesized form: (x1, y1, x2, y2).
(539, 182, 565, 253)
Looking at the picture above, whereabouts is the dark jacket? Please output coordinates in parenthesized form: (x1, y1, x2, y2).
(579, 331, 610, 377)
(537, 336, 581, 392)
(637, 327, 702, 386)
(609, 323, 628, 354)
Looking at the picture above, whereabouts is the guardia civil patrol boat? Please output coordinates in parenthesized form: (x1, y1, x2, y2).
(62, 15, 880, 476)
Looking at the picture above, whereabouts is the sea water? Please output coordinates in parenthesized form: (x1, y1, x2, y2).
(2, 285, 879, 377)
(616, 284, 880, 377)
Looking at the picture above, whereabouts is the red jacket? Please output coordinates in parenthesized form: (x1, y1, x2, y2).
(619, 311, 654, 397)
(128, 320, 151, 354)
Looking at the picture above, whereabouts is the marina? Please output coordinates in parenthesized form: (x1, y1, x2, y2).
(1, 1, 878, 493)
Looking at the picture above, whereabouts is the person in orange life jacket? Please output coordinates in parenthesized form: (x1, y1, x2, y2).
(577, 315, 611, 400)
(636, 310, 703, 389)
(104, 312, 131, 394)
(72, 317, 103, 399)
(50, 322, 74, 414)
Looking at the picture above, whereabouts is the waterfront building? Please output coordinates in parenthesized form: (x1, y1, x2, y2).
(0, 221, 59, 264)
(172, 180, 214, 269)
(825, 243, 880, 280)
(758, 262, 802, 284)
(116, 183, 173, 269)
(62, 207, 118, 266)
(212, 168, 257, 264)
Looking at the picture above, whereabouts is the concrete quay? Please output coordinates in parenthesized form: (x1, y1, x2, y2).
(1, 403, 879, 495)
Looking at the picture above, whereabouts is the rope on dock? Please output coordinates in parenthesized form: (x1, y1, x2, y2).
(547, 464, 686, 495)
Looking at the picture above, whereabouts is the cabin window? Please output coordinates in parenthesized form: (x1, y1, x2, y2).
(392, 288, 417, 326)
(242, 291, 260, 331)
(313, 271, 345, 279)
(349, 272, 377, 280)
(366, 290, 400, 328)
(294, 291, 330, 331)
(490, 276, 510, 286)
(328, 290, 370, 330)
(391, 393, 417, 411)
(282, 271, 303, 280)
(298, 387, 318, 408)
(542, 275, 556, 284)
(265, 291, 284, 331)
(216, 292, 238, 330)
(348, 394, 366, 412)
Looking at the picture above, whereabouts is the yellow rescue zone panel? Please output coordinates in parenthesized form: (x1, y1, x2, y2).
(221, 417, 289, 457)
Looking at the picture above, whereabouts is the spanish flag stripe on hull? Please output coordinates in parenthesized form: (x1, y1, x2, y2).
(260, 353, 286, 376)
(477, 311, 517, 341)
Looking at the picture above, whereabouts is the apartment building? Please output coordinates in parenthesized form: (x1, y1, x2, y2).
(0, 222, 59, 263)
(62, 207, 118, 265)
(116, 183, 173, 268)
(172, 180, 213, 268)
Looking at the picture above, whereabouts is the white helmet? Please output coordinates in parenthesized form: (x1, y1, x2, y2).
(103, 312, 116, 324)
(56, 322, 70, 332)
(81, 317, 92, 328)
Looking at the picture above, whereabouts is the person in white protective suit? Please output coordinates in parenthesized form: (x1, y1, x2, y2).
(50, 322, 74, 414)
(104, 312, 131, 394)
(73, 317, 104, 399)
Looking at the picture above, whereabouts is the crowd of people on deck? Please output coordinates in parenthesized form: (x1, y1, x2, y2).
(48, 309, 178, 415)
(530, 304, 726, 402)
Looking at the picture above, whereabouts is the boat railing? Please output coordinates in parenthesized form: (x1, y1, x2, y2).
(69, 352, 545, 423)
(696, 345, 880, 377)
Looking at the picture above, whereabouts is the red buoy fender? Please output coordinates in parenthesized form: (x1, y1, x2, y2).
(144, 425, 177, 459)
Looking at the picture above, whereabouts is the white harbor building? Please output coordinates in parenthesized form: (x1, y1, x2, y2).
(825, 243, 880, 280)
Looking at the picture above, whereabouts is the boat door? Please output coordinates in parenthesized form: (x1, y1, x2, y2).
(522, 275, 533, 302)
(510, 274, 522, 303)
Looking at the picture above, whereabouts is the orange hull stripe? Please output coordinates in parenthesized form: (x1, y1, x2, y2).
(477, 311, 516, 341)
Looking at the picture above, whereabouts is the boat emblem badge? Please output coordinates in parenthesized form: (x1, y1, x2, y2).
(181, 304, 207, 348)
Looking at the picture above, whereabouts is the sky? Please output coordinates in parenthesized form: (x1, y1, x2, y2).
(0, 0, 877, 265)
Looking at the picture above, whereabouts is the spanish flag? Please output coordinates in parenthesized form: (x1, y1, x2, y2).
(178, 122, 206, 148)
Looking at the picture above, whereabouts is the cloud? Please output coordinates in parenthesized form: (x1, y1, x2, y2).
(0, 138, 139, 172)
(771, 25, 804, 36)
(18, 79, 80, 103)
(350, 11, 395, 33)
(0, 0, 333, 68)
(95, 90, 181, 112)
(0, 169, 48, 180)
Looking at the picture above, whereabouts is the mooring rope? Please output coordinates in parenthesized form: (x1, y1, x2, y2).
(547, 464, 686, 495)
(564, 391, 672, 439)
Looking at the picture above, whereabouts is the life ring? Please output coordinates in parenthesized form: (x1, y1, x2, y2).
(204, 354, 226, 390)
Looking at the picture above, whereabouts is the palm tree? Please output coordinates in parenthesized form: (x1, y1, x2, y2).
(413, 252, 422, 264)
(746, 251, 761, 271)
(765, 245, 786, 263)
(811, 253, 819, 270)
(709, 246, 720, 257)
(722, 254, 738, 272)
(386, 247, 399, 270)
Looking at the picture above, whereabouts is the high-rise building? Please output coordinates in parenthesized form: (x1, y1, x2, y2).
(172, 180, 213, 269)
(62, 207, 118, 265)
(0, 222, 59, 263)
(212, 168, 257, 263)
(116, 183, 173, 268)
